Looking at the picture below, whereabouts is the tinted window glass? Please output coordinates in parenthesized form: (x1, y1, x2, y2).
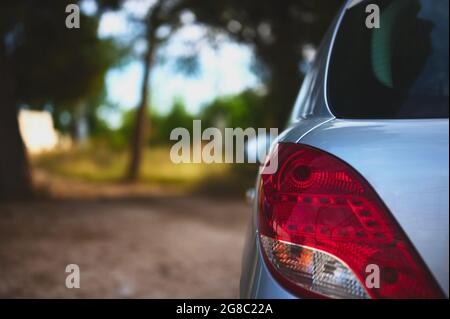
(328, 0, 449, 119)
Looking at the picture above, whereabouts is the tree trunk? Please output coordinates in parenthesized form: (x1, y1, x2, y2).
(126, 34, 157, 181)
(0, 45, 32, 200)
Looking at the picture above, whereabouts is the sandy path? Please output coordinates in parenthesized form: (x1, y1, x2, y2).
(0, 196, 251, 298)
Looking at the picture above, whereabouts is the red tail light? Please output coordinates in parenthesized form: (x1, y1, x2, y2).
(258, 143, 443, 299)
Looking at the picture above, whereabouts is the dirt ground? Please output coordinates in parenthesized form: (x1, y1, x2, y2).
(0, 173, 252, 298)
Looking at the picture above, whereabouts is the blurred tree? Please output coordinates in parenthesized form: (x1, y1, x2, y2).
(122, 0, 343, 180)
(0, 0, 123, 199)
(180, 0, 344, 127)
(126, 0, 180, 180)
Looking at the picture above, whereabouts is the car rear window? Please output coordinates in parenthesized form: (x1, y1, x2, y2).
(328, 0, 449, 119)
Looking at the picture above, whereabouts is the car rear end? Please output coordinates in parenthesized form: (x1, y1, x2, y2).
(240, 0, 449, 299)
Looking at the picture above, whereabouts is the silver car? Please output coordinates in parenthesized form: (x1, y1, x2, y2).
(240, 0, 449, 299)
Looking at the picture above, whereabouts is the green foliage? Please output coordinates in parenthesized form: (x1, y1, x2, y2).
(201, 90, 267, 129)
(97, 108, 135, 150)
(93, 89, 267, 149)
(150, 99, 195, 144)
(148, 91, 267, 146)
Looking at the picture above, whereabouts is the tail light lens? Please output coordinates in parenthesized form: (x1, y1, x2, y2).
(258, 143, 443, 299)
